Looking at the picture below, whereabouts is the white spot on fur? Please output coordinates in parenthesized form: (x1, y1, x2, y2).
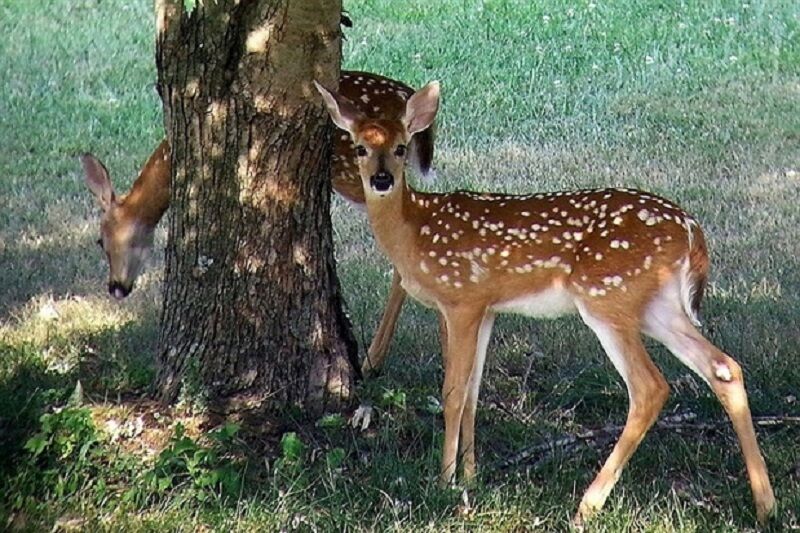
(714, 362, 732, 382)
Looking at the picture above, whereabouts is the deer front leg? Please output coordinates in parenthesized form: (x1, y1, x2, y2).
(438, 306, 485, 486)
(438, 311, 448, 357)
(459, 312, 495, 481)
(363, 269, 406, 375)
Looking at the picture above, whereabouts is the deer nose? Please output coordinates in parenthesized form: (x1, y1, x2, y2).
(108, 281, 132, 300)
(370, 172, 394, 193)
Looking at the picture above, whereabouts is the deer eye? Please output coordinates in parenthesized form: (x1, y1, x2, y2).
(394, 145, 407, 157)
(355, 145, 367, 157)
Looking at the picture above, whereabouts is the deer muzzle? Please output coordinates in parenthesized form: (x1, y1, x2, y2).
(108, 281, 132, 300)
(370, 171, 394, 194)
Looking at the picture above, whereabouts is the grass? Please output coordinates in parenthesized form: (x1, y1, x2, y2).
(1, 0, 799, 530)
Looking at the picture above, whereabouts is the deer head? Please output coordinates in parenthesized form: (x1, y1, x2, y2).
(80, 141, 171, 299)
(314, 79, 439, 202)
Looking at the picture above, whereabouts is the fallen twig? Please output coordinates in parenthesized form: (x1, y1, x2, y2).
(496, 413, 800, 471)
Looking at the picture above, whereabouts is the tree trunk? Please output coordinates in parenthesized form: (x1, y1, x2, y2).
(153, 0, 358, 414)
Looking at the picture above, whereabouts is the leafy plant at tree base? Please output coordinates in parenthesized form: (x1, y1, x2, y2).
(269, 431, 311, 492)
(134, 422, 244, 504)
(13, 407, 107, 509)
(316, 413, 346, 429)
(325, 447, 346, 471)
(380, 389, 407, 410)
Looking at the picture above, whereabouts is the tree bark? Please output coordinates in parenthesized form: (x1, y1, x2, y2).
(153, 0, 358, 414)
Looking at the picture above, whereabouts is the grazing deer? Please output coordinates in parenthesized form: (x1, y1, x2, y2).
(81, 141, 171, 300)
(314, 80, 776, 524)
(81, 71, 434, 369)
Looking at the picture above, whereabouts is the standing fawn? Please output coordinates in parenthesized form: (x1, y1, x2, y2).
(81, 71, 434, 371)
(314, 80, 776, 524)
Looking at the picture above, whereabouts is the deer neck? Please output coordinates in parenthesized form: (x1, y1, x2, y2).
(364, 180, 421, 270)
(122, 141, 171, 228)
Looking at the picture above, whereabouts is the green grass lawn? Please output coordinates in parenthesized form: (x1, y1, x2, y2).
(1, 0, 799, 530)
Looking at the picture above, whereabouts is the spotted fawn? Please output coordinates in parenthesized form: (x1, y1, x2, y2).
(315, 79, 775, 525)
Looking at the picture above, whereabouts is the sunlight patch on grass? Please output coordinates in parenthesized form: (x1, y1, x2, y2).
(707, 276, 783, 304)
(747, 168, 800, 202)
(1, 294, 137, 348)
(90, 401, 210, 460)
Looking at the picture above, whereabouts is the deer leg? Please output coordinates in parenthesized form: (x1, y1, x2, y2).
(459, 312, 495, 481)
(438, 306, 484, 486)
(438, 311, 448, 359)
(643, 299, 775, 524)
(576, 304, 670, 522)
(363, 269, 406, 375)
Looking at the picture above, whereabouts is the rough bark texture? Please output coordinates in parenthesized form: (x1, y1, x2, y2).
(154, 0, 358, 414)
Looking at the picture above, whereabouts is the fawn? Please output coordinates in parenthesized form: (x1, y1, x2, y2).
(314, 79, 775, 524)
(81, 71, 434, 372)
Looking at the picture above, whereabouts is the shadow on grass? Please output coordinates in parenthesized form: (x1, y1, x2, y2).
(0, 232, 106, 321)
(0, 317, 157, 474)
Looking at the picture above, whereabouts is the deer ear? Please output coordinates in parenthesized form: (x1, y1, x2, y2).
(404, 81, 440, 136)
(80, 153, 115, 212)
(313, 80, 364, 136)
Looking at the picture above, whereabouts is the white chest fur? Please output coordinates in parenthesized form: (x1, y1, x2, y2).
(399, 274, 438, 308)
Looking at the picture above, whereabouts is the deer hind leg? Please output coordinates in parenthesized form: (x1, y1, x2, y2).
(363, 269, 407, 374)
(643, 292, 775, 524)
(458, 312, 495, 481)
(576, 303, 670, 521)
(438, 306, 485, 486)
